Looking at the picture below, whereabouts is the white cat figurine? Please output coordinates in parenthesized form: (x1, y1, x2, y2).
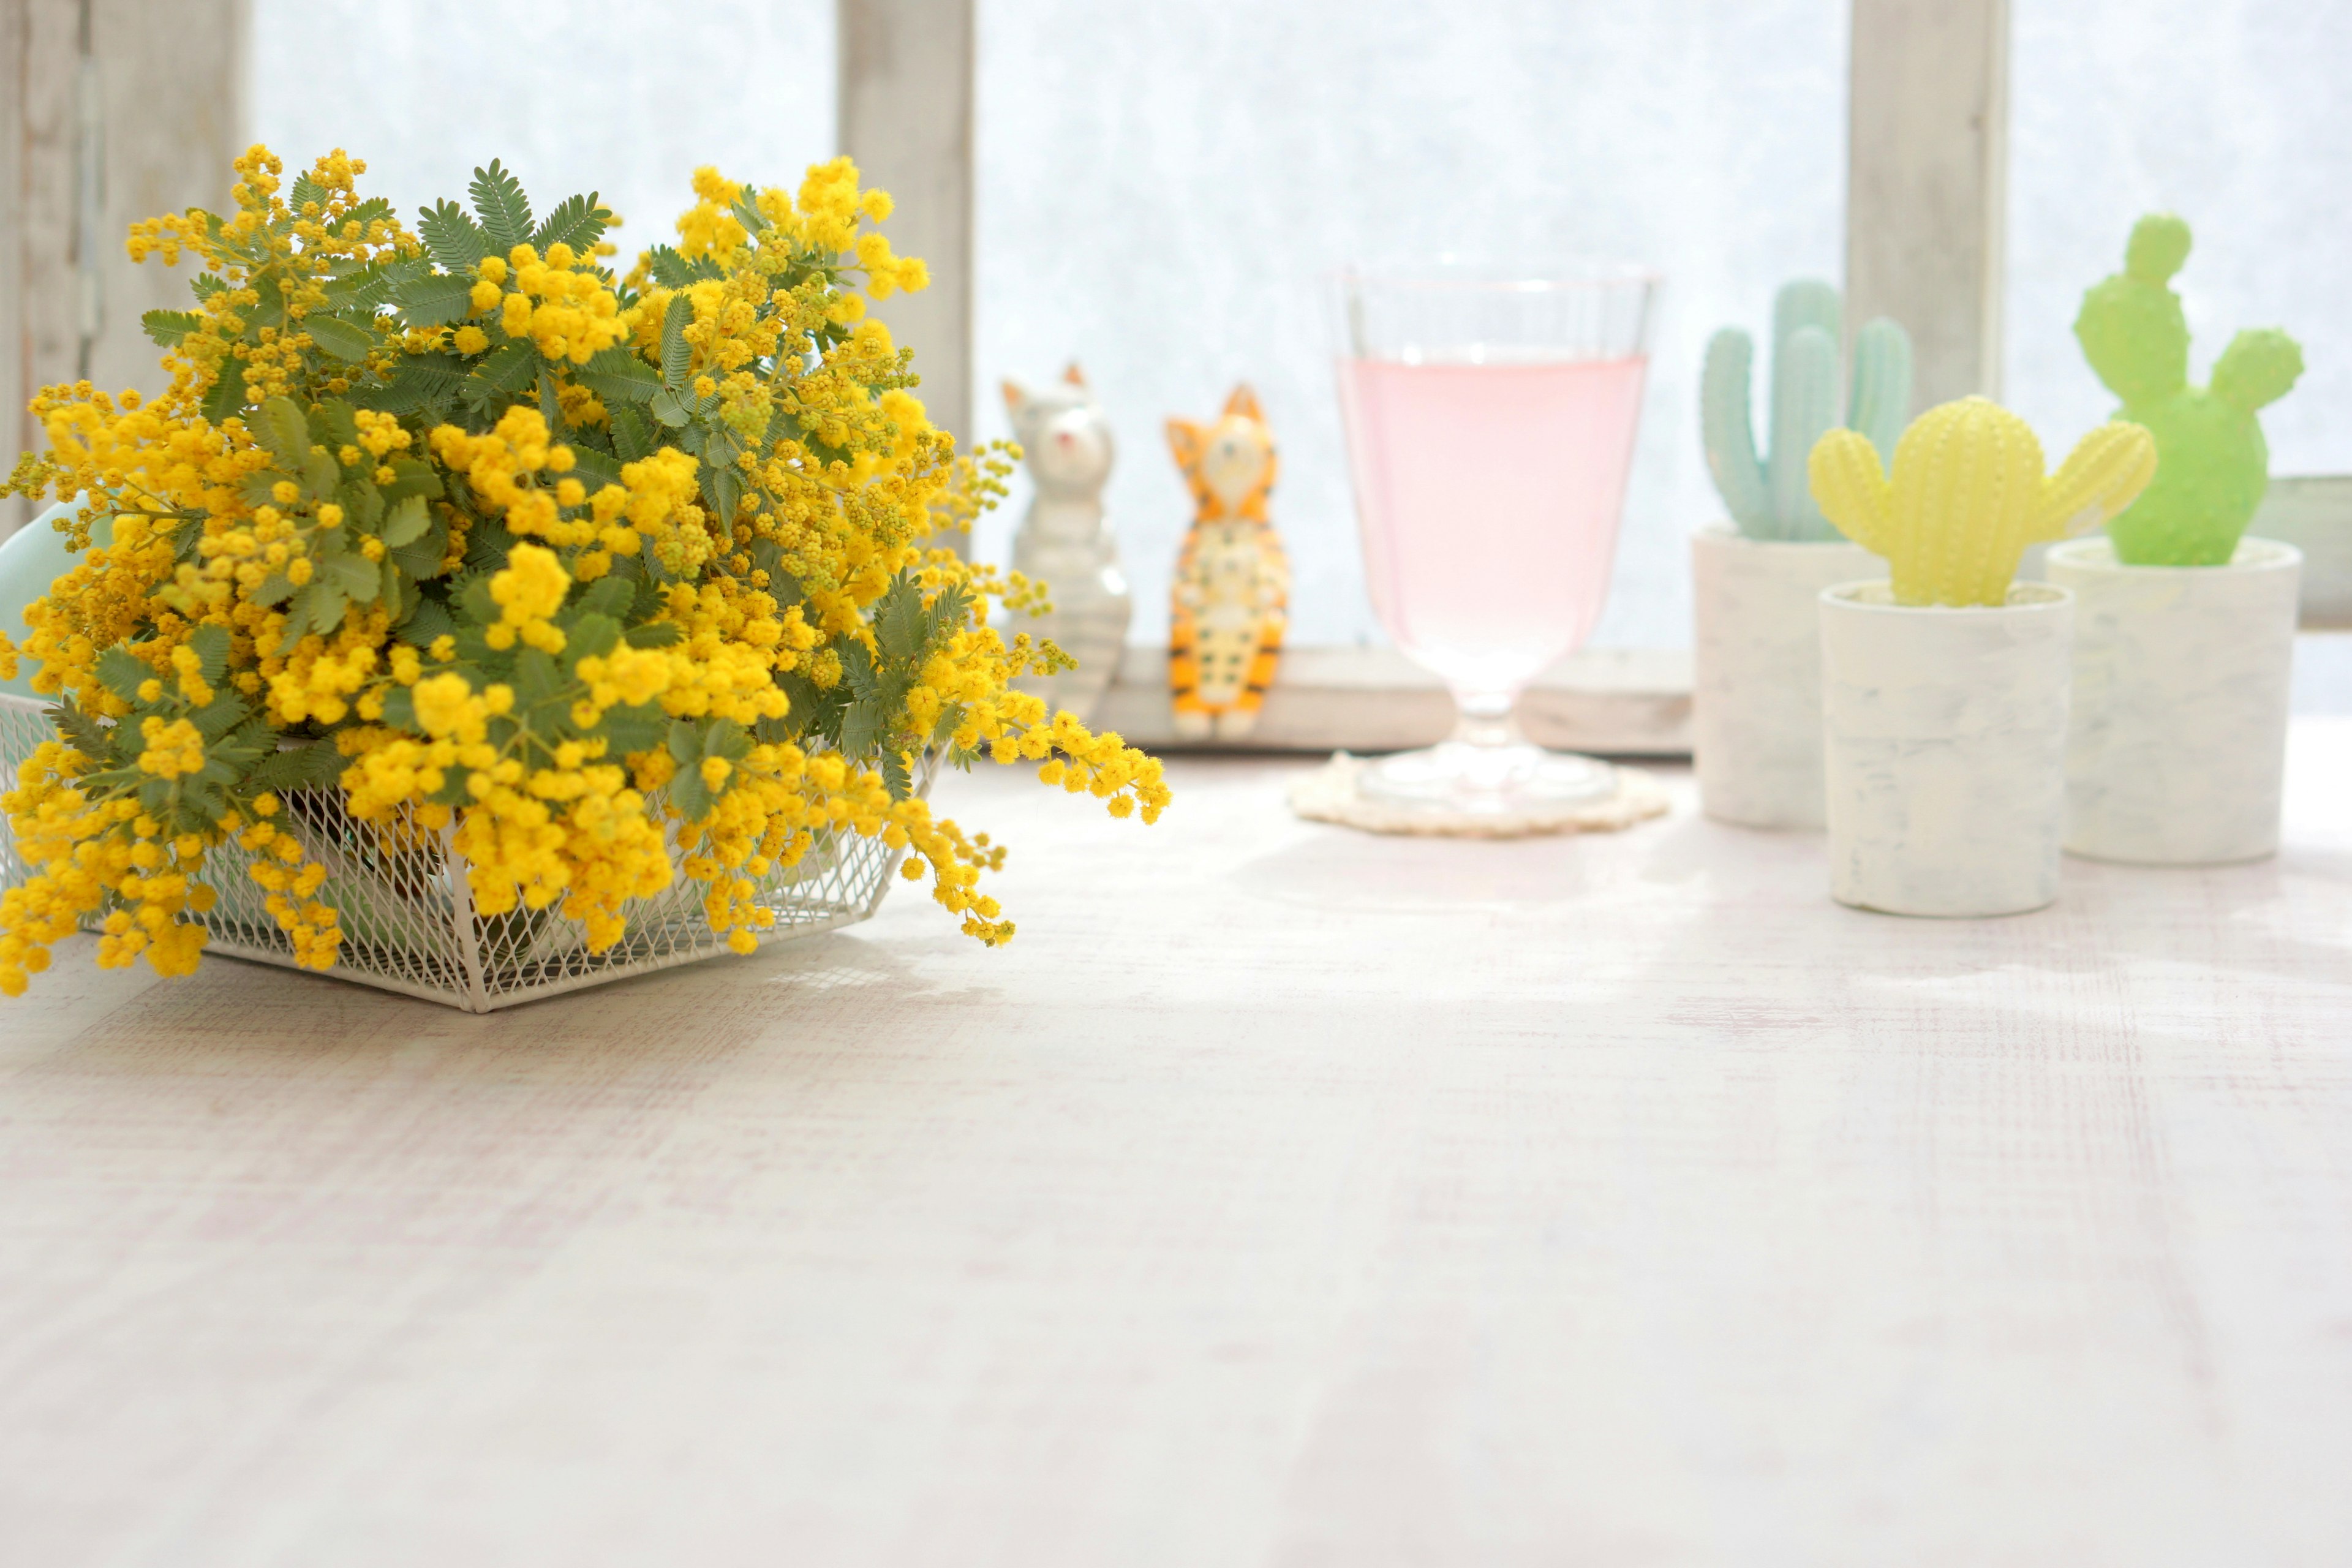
(1002, 365, 1133, 722)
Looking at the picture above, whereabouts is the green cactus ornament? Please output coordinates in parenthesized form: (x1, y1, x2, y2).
(1809, 397, 2156, 608)
(2075, 214, 2304, 565)
(1702, 279, 1913, 541)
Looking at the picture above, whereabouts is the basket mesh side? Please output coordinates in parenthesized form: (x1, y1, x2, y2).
(0, 692, 919, 1010)
(0, 698, 52, 895)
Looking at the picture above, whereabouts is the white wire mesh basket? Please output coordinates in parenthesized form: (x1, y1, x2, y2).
(0, 690, 924, 1011)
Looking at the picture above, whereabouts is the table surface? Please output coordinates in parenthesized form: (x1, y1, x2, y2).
(6, 725, 2350, 1568)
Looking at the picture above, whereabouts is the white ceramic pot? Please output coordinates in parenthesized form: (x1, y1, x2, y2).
(2046, 536, 2301, 865)
(1819, 581, 2075, 917)
(1691, 527, 1875, 828)
(0, 501, 92, 699)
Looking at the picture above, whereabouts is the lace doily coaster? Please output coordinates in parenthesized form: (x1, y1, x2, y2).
(1287, 752, 1672, 839)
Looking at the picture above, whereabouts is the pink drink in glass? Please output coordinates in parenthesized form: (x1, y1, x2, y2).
(1338, 353, 1649, 704)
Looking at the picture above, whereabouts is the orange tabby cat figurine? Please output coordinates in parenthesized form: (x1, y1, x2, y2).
(1166, 386, 1289, 741)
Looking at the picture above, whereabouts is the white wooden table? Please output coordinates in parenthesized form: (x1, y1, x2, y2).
(6, 725, 2350, 1567)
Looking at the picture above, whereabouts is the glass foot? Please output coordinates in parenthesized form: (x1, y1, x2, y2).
(1357, 742, 1616, 815)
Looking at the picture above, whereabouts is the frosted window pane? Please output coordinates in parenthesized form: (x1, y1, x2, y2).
(974, 0, 1849, 650)
(2007, 0, 2352, 475)
(249, 0, 834, 280)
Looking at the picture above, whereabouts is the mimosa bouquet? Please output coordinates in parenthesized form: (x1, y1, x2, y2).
(0, 146, 1166, 999)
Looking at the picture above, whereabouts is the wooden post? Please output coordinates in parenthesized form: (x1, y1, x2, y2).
(1845, 0, 2010, 409)
(0, 2, 18, 533)
(835, 0, 974, 450)
(1, 0, 243, 538)
(2, 0, 83, 535)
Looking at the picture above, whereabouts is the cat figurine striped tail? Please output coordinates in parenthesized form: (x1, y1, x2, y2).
(1166, 385, 1289, 741)
(1003, 364, 1132, 722)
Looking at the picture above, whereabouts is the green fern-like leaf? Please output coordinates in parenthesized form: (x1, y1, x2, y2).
(564, 443, 624, 493)
(190, 624, 232, 686)
(378, 456, 445, 506)
(644, 246, 698, 289)
(881, 751, 913, 802)
(463, 342, 539, 409)
(418, 197, 491, 274)
(255, 396, 312, 469)
(729, 189, 772, 235)
(247, 739, 347, 793)
(837, 638, 881, 704)
(576, 345, 660, 404)
(188, 690, 249, 742)
(390, 523, 450, 582)
(200, 366, 246, 425)
(875, 575, 927, 662)
(467, 160, 534, 253)
(379, 494, 432, 548)
(318, 552, 380, 602)
(533, 192, 612, 254)
(600, 700, 668, 756)
(323, 257, 419, 314)
(574, 576, 633, 621)
(394, 271, 477, 330)
(303, 313, 378, 363)
(611, 402, 656, 462)
(838, 698, 888, 762)
(353, 353, 469, 418)
(401, 595, 458, 644)
(921, 583, 974, 651)
(709, 461, 744, 532)
(660, 295, 692, 390)
(51, 703, 111, 761)
(96, 647, 149, 704)
(142, 309, 203, 347)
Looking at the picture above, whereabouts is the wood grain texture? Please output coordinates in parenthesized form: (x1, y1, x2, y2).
(2255, 477, 2352, 628)
(81, 0, 245, 400)
(4, 723, 2350, 1566)
(1, 0, 244, 541)
(1847, 0, 2008, 407)
(4, 0, 80, 535)
(0, 0, 24, 534)
(837, 0, 973, 447)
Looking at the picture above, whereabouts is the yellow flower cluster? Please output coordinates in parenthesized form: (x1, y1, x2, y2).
(237, 802, 343, 973)
(0, 744, 340, 994)
(473, 243, 628, 366)
(428, 409, 710, 580)
(268, 609, 389, 727)
(122, 146, 414, 412)
(1, 144, 1169, 998)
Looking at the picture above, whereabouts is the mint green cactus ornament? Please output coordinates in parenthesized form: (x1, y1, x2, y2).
(1702, 280, 1913, 541)
(2075, 214, 2304, 565)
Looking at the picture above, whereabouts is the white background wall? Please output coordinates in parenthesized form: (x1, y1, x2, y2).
(250, 0, 837, 323)
(2005, 0, 2350, 480)
(252, 0, 2348, 668)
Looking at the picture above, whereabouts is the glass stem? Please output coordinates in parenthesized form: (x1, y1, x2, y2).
(1450, 689, 1523, 750)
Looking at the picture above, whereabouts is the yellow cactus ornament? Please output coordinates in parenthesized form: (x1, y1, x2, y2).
(1808, 396, 2156, 606)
